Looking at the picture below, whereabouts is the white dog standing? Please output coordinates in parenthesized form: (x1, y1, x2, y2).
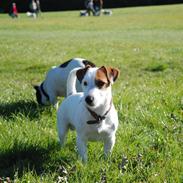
(57, 65, 120, 162)
(33, 58, 95, 108)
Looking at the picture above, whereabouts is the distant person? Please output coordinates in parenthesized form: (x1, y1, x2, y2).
(85, 0, 95, 16)
(93, 0, 103, 15)
(29, 0, 37, 18)
(36, 0, 41, 16)
(10, 3, 18, 18)
(81, 0, 112, 16)
(84, 0, 103, 16)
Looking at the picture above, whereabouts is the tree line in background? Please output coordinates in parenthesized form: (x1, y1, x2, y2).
(0, 0, 183, 13)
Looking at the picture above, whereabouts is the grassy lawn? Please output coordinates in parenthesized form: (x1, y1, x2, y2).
(0, 4, 183, 182)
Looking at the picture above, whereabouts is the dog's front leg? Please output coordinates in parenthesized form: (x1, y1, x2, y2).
(104, 134, 116, 156)
(57, 119, 68, 147)
(76, 135, 87, 163)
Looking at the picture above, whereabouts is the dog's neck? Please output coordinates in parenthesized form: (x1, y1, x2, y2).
(87, 98, 112, 124)
(40, 82, 50, 101)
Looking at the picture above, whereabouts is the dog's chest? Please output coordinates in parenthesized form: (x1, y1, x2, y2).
(85, 120, 115, 141)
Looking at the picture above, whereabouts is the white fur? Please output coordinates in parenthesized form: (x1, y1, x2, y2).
(34, 58, 88, 108)
(57, 67, 119, 162)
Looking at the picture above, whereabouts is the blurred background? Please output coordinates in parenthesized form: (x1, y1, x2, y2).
(1, 0, 183, 13)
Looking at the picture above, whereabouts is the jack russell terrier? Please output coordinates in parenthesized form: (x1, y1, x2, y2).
(33, 58, 95, 108)
(57, 65, 120, 162)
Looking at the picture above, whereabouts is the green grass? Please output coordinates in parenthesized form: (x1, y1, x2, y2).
(0, 4, 183, 182)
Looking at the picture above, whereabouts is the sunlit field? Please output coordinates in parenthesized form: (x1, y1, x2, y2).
(0, 4, 183, 182)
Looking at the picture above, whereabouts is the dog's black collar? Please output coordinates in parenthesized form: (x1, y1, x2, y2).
(40, 82, 50, 101)
(86, 100, 112, 125)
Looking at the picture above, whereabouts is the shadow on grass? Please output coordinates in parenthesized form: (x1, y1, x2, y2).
(0, 141, 71, 179)
(145, 63, 169, 72)
(0, 100, 46, 121)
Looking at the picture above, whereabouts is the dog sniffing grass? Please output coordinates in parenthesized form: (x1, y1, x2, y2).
(0, 4, 183, 182)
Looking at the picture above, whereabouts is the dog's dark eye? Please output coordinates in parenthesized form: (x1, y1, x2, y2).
(83, 81, 88, 86)
(96, 80, 106, 88)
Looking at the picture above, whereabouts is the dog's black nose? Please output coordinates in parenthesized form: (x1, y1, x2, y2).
(85, 95, 94, 105)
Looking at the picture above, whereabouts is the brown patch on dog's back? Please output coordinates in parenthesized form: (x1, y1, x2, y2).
(59, 59, 72, 68)
(82, 60, 96, 68)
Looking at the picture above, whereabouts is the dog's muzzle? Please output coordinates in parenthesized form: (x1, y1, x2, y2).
(85, 95, 94, 106)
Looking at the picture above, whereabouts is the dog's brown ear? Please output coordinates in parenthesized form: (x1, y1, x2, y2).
(76, 66, 90, 83)
(100, 66, 120, 84)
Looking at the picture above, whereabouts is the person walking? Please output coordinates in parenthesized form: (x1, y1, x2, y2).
(93, 0, 103, 15)
(11, 3, 18, 18)
(30, 0, 37, 18)
(36, 0, 41, 16)
(85, 0, 95, 16)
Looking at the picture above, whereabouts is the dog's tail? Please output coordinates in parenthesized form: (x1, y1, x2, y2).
(67, 68, 80, 97)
